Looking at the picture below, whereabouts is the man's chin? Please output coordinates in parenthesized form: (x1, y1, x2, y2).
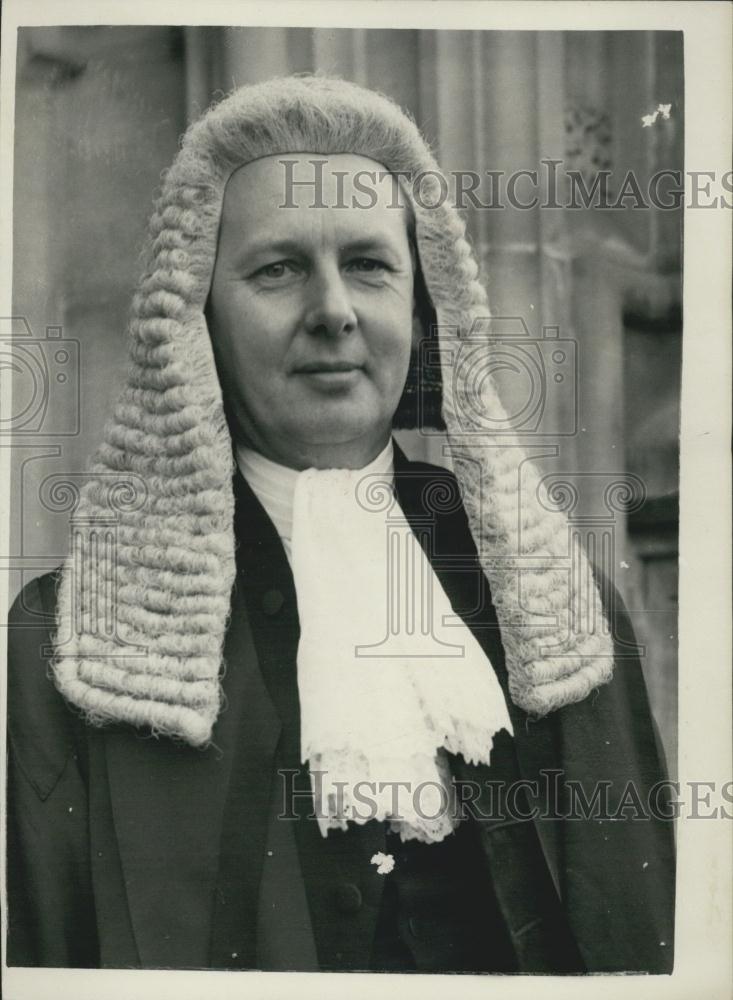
(295, 419, 384, 447)
(293, 396, 388, 441)
(275, 410, 394, 467)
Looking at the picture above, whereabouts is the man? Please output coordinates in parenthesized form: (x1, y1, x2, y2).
(6, 75, 675, 973)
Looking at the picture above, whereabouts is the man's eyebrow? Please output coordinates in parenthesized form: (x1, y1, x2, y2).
(337, 237, 405, 258)
(232, 238, 304, 264)
(232, 235, 408, 265)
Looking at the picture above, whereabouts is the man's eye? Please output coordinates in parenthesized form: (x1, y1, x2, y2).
(254, 261, 295, 280)
(348, 258, 389, 273)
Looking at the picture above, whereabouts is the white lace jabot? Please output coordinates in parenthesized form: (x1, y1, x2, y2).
(235, 440, 513, 843)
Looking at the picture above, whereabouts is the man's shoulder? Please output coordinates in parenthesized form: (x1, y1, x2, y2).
(8, 568, 61, 627)
(403, 460, 460, 486)
(396, 451, 457, 479)
(394, 451, 481, 569)
(7, 570, 63, 675)
(393, 448, 463, 505)
(7, 568, 82, 800)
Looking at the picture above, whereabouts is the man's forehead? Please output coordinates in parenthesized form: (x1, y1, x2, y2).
(219, 152, 411, 243)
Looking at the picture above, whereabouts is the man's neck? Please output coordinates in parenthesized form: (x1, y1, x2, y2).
(235, 431, 394, 472)
(234, 438, 395, 561)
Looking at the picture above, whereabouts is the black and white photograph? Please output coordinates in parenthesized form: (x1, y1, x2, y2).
(1, 2, 730, 998)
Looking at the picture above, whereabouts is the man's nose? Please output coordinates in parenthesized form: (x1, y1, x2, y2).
(302, 263, 357, 338)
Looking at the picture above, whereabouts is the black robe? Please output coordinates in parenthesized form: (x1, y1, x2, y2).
(5, 445, 675, 972)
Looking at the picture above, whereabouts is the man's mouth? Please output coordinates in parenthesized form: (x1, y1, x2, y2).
(295, 361, 362, 374)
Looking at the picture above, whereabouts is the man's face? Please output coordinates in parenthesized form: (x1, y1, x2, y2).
(208, 153, 415, 470)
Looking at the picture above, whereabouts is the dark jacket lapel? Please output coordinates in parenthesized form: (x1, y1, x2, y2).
(391, 443, 563, 887)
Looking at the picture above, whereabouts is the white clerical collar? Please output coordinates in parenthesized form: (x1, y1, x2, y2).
(235, 438, 395, 558)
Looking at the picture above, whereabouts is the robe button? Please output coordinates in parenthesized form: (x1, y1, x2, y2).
(334, 883, 362, 914)
(262, 589, 284, 616)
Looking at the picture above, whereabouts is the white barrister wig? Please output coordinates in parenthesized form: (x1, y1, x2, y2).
(53, 75, 614, 747)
